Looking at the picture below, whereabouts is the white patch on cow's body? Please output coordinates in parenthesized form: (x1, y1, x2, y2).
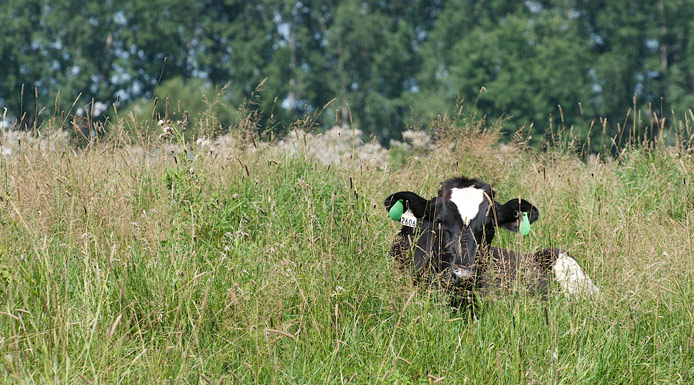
(552, 252, 600, 297)
(449, 187, 486, 225)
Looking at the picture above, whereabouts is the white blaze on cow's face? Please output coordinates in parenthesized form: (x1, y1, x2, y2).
(449, 186, 486, 226)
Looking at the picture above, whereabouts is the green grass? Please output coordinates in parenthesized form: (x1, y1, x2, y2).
(1, 114, 694, 384)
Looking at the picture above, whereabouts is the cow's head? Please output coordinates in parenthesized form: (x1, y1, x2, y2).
(384, 177, 539, 289)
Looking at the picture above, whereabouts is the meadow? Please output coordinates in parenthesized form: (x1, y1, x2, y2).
(1, 105, 694, 384)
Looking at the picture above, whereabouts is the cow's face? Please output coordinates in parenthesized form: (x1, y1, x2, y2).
(432, 179, 494, 284)
(384, 177, 538, 289)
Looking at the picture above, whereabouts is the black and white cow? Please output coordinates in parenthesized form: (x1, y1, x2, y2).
(384, 176, 599, 303)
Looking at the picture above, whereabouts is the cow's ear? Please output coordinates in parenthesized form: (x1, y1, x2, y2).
(384, 191, 430, 218)
(494, 198, 539, 232)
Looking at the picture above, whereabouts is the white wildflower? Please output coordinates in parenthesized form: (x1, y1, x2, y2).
(158, 119, 175, 140)
(0, 128, 69, 157)
(402, 130, 432, 149)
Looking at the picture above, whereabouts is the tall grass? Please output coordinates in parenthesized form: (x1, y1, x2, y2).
(1, 102, 693, 384)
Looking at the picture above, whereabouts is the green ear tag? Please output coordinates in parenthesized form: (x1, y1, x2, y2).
(519, 212, 531, 236)
(389, 199, 404, 221)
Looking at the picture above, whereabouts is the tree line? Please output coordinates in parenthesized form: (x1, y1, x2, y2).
(2, 0, 694, 149)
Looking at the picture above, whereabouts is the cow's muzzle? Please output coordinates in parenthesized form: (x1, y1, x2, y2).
(450, 264, 477, 287)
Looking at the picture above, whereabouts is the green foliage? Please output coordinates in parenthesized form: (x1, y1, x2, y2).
(3, 0, 694, 147)
(122, 77, 240, 138)
(616, 149, 694, 221)
(416, 2, 595, 147)
(2, 107, 694, 382)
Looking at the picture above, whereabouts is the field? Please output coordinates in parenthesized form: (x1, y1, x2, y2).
(1, 109, 694, 384)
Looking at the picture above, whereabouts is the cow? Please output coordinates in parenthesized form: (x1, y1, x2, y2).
(384, 176, 599, 307)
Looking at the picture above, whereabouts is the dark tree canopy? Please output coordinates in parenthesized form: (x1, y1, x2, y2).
(2, 0, 693, 150)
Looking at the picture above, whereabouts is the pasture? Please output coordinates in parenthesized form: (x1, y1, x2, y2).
(1, 111, 693, 384)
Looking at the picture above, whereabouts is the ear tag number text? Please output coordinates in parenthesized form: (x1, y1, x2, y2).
(400, 210, 417, 228)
